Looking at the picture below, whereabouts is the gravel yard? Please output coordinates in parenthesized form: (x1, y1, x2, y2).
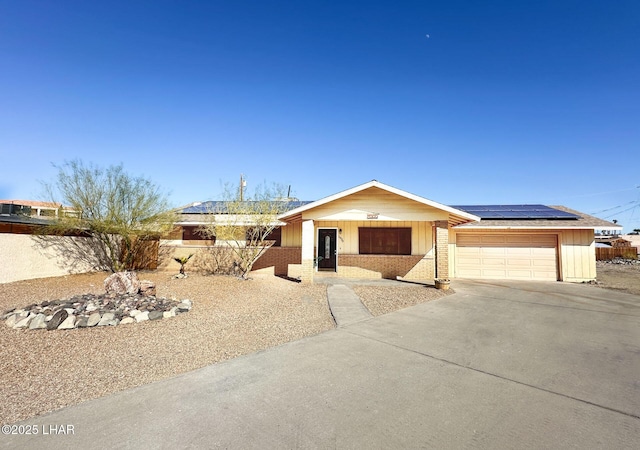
(0, 271, 334, 425)
(0, 271, 451, 425)
(352, 284, 452, 316)
(595, 260, 640, 296)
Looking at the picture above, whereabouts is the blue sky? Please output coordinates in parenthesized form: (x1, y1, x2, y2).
(1, 1, 639, 231)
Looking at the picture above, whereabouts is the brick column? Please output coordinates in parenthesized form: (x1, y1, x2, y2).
(434, 220, 449, 279)
(301, 220, 315, 283)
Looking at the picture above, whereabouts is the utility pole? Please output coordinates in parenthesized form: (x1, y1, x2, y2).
(239, 174, 246, 201)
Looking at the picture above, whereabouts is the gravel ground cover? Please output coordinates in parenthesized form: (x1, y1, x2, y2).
(0, 271, 453, 424)
(353, 284, 452, 316)
(0, 271, 334, 424)
(595, 260, 640, 296)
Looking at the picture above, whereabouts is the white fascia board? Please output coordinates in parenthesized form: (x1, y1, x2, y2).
(278, 180, 480, 222)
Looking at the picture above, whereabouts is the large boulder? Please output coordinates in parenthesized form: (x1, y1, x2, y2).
(104, 271, 141, 295)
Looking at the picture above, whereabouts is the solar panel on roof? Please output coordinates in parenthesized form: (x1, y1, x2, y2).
(181, 200, 313, 214)
(451, 205, 580, 220)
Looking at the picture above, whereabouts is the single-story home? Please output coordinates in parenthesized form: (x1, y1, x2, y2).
(170, 180, 621, 284)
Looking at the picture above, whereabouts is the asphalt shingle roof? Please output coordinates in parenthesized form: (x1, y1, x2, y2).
(453, 205, 620, 229)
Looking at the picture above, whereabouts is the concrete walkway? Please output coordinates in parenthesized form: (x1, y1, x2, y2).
(326, 284, 372, 326)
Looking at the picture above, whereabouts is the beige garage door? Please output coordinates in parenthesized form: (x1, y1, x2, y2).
(456, 234, 558, 280)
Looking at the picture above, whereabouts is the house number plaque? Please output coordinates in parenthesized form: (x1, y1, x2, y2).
(367, 213, 379, 219)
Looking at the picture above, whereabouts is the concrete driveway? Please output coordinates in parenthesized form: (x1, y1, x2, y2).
(3, 280, 640, 449)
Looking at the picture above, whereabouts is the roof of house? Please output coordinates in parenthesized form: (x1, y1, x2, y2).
(0, 214, 51, 226)
(0, 199, 63, 208)
(277, 180, 481, 223)
(453, 205, 621, 230)
(450, 204, 581, 220)
(176, 183, 620, 231)
(180, 200, 312, 214)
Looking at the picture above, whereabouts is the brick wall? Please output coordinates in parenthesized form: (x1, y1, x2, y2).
(403, 256, 435, 281)
(252, 247, 302, 275)
(434, 221, 449, 278)
(338, 254, 423, 279)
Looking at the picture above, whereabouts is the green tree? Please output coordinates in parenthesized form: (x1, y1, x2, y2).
(197, 181, 291, 279)
(41, 159, 177, 272)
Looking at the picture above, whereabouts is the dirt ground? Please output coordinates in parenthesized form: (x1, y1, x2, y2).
(596, 261, 640, 296)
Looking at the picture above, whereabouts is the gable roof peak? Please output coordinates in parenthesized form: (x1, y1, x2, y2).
(278, 180, 480, 222)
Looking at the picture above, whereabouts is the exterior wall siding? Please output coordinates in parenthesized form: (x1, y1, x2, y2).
(301, 188, 450, 222)
(560, 229, 596, 282)
(281, 222, 302, 247)
(315, 220, 434, 256)
(288, 219, 438, 282)
(448, 228, 457, 278)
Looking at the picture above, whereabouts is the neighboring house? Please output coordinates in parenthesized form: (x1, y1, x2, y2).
(0, 199, 78, 218)
(621, 234, 640, 257)
(171, 180, 620, 283)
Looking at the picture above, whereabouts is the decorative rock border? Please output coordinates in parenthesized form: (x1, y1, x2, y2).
(2, 293, 192, 331)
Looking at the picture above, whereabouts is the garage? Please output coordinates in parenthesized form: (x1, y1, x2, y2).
(455, 233, 558, 280)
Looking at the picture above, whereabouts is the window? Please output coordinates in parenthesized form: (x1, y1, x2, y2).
(359, 228, 411, 255)
(182, 226, 209, 241)
(245, 226, 281, 247)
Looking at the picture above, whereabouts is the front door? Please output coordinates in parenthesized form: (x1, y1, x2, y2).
(318, 229, 337, 271)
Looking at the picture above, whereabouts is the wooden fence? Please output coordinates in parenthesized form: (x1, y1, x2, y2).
(596, 247, 638, 260)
